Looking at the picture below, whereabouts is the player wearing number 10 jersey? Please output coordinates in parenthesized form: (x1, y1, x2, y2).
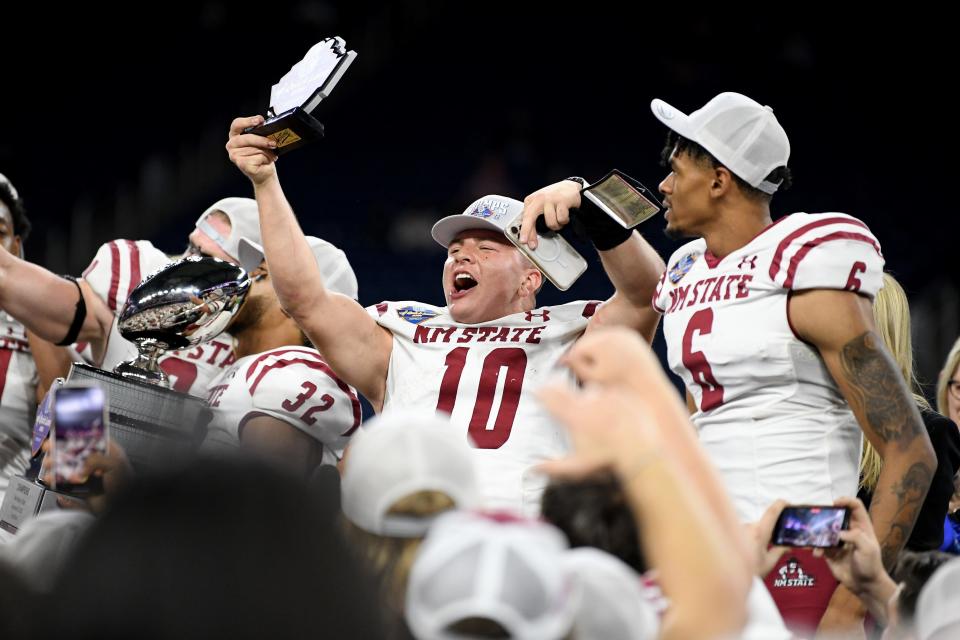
(226, 113, 665, 515)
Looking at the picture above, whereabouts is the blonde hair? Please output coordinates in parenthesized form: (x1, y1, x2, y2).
(936, 337, 960, 418)
(342, 490, 455, 617)
(860, 274, 929, 492)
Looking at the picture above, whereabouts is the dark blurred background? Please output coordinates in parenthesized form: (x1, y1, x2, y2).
(1, 2, 956, 397)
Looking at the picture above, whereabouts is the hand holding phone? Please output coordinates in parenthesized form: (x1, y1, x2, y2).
(51, 385, 109, 496)
(771, 505, 850, 548)
(505, 213, 587, 291)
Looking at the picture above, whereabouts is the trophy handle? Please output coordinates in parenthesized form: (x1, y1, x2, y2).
(115, 338, 170, 387)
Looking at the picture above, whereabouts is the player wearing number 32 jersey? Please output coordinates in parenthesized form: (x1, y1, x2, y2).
(202, 235, 362, 474)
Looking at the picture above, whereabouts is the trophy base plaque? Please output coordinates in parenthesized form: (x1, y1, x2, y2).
(66, 363, 211, 472)
(243, 107, 325, 156)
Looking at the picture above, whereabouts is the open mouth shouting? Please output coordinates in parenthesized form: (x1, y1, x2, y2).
(450, 270, 479, 299)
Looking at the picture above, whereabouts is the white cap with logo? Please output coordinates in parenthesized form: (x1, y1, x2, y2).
(430, 195, 524, 248)
(651, 91, 790, 194)
(238, 235, 359, 301)
(194, 197, 263, 263)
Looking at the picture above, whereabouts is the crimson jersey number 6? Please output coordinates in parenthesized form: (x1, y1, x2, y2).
(681, 308, 725, 411)
(435, 347, 527, 449)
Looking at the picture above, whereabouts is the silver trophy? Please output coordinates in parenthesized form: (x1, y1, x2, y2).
(1, 257, 252, 533)
(113, 255, 251, 386)
(68, 256, 251, 470)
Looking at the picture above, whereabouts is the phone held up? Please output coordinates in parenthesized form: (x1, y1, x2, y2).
(771, 505, 851, 548)
(49, 384, 109, 496)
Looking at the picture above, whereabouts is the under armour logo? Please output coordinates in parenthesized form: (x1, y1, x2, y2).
(525, 310, 550, 322)
(738, 255, 758, 270)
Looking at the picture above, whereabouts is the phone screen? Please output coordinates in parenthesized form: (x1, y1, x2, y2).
(52, 385, 108, 494)
(772, 506, 850, 548)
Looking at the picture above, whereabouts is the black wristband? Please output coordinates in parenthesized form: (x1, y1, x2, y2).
(572, 192, 634, 251)
(56, 275, 87, 346)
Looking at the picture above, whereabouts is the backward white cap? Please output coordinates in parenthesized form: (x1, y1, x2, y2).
(194, 197, 262, 263)
(405, 511, 578, 640)
(430, 195, 524, 247)
(340, 410, 479, 537)
(563, 548, 659, 640)
(916, 557, 960, 640)
(238, 235, 359, 301)
(651, 92, 790, 194)
(0, 172, 19, 199)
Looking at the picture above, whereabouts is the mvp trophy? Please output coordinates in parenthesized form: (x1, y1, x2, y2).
(0, 257, 250, 533)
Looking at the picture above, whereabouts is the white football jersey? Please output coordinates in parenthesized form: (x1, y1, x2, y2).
(654, 212, 885, 521)
(370, 299, 601, 514)
(79, 239, 238, 397)
(203, 346, 361, 464)
(0, 311, 36, 504)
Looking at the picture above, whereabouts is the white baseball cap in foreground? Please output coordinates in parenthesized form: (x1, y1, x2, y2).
(340, 410, 479, 537)
(405, 510, 577, 640)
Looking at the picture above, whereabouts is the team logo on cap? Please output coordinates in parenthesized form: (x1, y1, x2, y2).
(668, 251, 699, 284)
(656, 103, 676, 120)
(470, 198, 510, 221)
(397, 306, 440, 325)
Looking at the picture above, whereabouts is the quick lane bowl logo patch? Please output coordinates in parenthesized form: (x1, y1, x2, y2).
(397, 306, 440, 325)
(470, 198, 511, 221)
(668, 251, 700, 284)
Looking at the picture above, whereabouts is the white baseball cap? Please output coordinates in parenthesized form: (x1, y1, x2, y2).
(916, 557, 960, 640)
(238, 235, 359, 301)
(0, 172, 19, 199)
(563, 547, 659, 640)
(340, 410, 479, 537)
(431, 195, 524, 248)
(405, 510, 578, 640)
(194, 197, 262, 263)
(651, 92, 790, 194)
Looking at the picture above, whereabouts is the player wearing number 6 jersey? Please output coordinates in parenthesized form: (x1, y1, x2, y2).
(226, 114, 665, 513)
(648, 91, 934, 632)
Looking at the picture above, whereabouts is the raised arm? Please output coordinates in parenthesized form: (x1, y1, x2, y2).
(225, 116, 392, 407)
(0, 252, 113, 362)
(538, 380, 750, 640)
(519, 179, 664, 343)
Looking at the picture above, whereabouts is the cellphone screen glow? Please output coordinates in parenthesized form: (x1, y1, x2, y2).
(52, 386, 107, 487)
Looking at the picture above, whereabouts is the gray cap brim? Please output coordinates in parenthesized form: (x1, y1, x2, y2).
(430, 215, 508, 248)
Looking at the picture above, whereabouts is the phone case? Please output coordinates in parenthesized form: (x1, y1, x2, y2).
(504, 213, 588, 290)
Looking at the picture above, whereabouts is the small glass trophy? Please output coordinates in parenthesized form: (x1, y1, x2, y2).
(243, 36, 357, 155)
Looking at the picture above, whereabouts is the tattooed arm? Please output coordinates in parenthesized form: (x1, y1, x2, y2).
(790, 289, 934, 567)
(789, 289, 934, 634)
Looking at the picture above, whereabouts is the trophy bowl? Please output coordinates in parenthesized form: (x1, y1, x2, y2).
(114, 256, 251, 386)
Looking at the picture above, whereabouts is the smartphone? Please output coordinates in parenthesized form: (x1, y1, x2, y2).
(772, 505, 850, 548)
(505, 213, 588, 291)
(582, 169, 662, 229)
(51, 384, 109, 495)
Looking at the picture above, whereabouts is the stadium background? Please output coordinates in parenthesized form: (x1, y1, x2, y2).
(1, 2, 954, 403)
